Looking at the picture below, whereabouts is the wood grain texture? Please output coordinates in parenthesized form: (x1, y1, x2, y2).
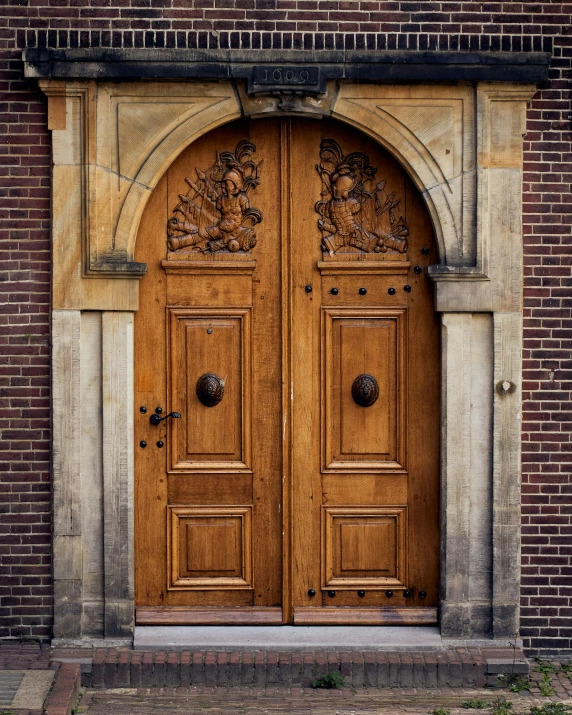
(135, 120, 282, 611)
(135, 116, 439, 622)
(168, 506, 252, 589)
(293, 608, 438, 625)
(322, 307, 407, 471)
(167, 307, 251, 471)
(322, 506, 407, 589)
(289, 118, 440, 614)
(136, 607, 282, 625)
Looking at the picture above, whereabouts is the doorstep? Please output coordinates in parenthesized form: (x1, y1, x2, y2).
(133, 625, 443, 651)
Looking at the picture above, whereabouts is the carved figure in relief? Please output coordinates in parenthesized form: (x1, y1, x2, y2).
(315, 139, 409, 256)
(167, 140, 262, 254)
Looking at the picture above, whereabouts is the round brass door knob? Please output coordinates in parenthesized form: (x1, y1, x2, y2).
(196, 373, 224, 407)
(351, 374, 379, 407)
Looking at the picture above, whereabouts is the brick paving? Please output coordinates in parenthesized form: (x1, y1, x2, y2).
(76, 685, 572, 715)
(2, 642, 572, 715)
(0, 641, 52, 670)
(0, 642, 77, 715)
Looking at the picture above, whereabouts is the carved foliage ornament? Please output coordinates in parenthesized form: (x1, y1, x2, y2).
(315, 139, 409, 256)
(168, 140, 263, 254)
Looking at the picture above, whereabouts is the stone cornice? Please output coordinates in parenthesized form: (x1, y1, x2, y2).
(23, 48, 551, 83)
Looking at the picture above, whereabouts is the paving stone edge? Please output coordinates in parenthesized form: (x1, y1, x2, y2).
(43, 663, 81, 715)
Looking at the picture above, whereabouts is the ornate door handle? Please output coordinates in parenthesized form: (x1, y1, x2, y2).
(196, 373, 225, 407)
(149, 411, 181, 426)
(351, 374, 379, 407)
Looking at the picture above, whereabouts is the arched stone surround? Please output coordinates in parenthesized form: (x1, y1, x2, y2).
(41, 77, 535, 642)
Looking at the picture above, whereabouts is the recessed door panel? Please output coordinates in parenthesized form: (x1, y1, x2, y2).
(323, 308, 406, 471)
(168, 506, 252, 589)
(168, 307, 251, 470)
(323, 506, 406, 588)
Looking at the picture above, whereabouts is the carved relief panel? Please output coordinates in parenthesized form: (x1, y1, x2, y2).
(167, 140, 262, 254)
(315, 139, 409, 257)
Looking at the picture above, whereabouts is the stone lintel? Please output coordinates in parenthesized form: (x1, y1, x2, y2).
(23, 48, 551, 83)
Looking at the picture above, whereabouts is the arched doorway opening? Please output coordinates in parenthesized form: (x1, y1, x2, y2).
(133, 116, 440, 626)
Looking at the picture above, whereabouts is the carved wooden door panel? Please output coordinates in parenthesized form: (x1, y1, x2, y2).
(134, 117, 440, 625)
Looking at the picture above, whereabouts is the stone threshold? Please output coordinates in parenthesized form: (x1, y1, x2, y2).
(134, 625, 445, 651)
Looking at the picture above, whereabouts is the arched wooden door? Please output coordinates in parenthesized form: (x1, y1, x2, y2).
(134, 118, 440, 625)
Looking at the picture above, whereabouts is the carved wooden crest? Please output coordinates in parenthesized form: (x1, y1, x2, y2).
(315, 139, 408, 256)
(167, 140, 262, 254)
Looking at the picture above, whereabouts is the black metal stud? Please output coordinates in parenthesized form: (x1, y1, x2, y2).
(385, 590, 393, 598)
(139, 441, 147, 448)
(421, 247, 430, 256)
(327, 590, 336, 598)
(358, 590, 366, 598)
(359, 287, 367, 295)
(139, 406, 147, 414)
(419, 590, 427, 599)
(388, 287, 396, 295)
(157, 441, 164, 448)
(404, 285, 411, 293)
(155, 406, 163, 414)
(330, 287, 339, 295)
(414, 266, 422, 274)
(403, 589, 411, 598)
(305, 284, 313, 293)
(308, 588, 316, 598)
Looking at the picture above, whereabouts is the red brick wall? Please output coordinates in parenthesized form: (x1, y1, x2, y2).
(0, 26, 51, 639)
(1, 1, 571, 653)
(521, 34, 572, 653)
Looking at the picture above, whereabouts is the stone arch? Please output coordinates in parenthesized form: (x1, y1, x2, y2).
(109, 83, 474, 273)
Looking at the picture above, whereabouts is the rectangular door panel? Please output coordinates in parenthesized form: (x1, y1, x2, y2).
(323, 308, 407, 472)
(168, 307, 252, 471)
(322, 506, 407, 590)
(168, 506, 253, 590)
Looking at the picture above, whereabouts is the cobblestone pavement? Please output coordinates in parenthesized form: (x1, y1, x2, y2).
(77, 685, 572, 715)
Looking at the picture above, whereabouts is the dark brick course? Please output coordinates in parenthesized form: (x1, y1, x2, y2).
(1, 0, 571, 653)
(80, 647, 495, 689)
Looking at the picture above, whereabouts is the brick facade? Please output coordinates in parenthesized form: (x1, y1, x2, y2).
(1, 1, 571, 653)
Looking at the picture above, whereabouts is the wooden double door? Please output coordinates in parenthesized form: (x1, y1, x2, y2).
(134, 118, 440, 625)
